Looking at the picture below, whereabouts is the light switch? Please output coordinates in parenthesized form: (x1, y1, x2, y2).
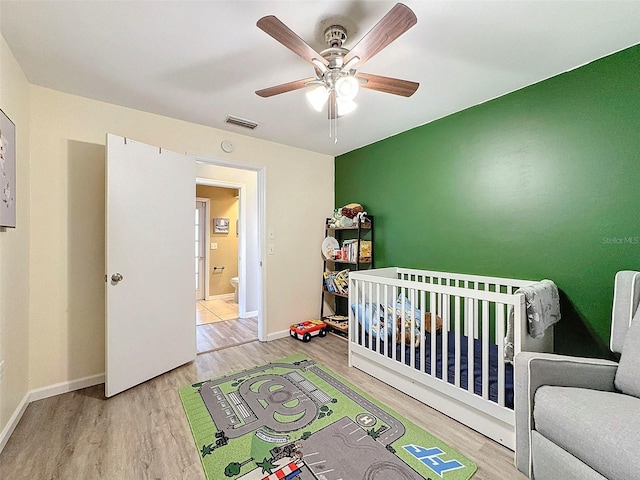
(268, 228, 275, 239)
(211, 243, 218, 250)
(268, 244, 275, 255)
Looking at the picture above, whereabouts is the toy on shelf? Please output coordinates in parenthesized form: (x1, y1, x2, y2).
(289, 320, 327, 342)
(327, 203, 369, 229)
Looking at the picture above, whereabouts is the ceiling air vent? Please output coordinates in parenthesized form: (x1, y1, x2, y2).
(225, 115, 259, 130)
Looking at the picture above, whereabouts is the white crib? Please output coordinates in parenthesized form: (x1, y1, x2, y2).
(348, 267, 555, 450)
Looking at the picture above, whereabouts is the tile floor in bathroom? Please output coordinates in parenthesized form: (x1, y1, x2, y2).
(196, 297, 239, 324)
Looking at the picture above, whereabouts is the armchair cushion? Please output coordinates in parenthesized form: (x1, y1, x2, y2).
(615, 308, 640, 397)
(515, 352, 618, 476)
(534, 386, 640, 480)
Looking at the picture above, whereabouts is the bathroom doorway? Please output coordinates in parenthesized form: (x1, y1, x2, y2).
(194, 170, 261, 353)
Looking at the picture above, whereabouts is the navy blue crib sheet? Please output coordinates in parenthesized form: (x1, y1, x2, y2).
(359, 331, 514, 409)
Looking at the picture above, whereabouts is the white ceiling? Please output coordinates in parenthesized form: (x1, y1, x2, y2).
(1, 1, 638, 156)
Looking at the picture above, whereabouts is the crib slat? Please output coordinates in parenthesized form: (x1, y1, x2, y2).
(454, 295, 461, 388)
(365, 281, 372, 351)
(473, 298, 480, 340)
(391, 286, 398, 361)
(466, 297, 474, 396)
(361, 280, 367, 345)
(382, 284, 388, 358)
(430, 291, 437, 378)
(481, 300, 489, 400)
(400, 287, 407, 363)
(442, 293, 449, 383)
(353, 279, 359, 344)
(497, 302, 506, 407)
(409, 288, 416, 370)
(375, 282, 381, 354)
(463, 283, 469, 336)
(419, 290, 426, 373)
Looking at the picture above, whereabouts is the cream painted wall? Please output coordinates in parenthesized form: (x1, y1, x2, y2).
(28, 85, 334, 391)
(0, 34, 31, 437)
(196, 185, 238, 297)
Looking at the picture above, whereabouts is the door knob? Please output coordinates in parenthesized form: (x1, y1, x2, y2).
(111, 273, 123, 283)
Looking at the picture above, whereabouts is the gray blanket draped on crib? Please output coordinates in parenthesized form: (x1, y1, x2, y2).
(504, 279, 561, 362)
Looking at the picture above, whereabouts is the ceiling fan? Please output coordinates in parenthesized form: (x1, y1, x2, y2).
(255, 3, 419, 131)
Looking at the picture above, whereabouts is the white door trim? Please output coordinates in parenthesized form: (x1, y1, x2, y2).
(195, 197, 210, 301)
(194, 156, 267, 343)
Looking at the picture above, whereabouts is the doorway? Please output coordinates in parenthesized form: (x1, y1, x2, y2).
(194, 162, 263, 353)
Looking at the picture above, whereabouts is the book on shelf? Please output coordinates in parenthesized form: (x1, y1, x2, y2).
(339, 240, 372, 263)
(323, 269, 349, 295)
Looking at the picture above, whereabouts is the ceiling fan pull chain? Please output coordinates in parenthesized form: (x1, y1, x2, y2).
(329, 98, 334, 139)
(336, 92, 339, 143)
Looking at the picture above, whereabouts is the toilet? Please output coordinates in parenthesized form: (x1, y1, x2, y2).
(230, 276, 239, 303)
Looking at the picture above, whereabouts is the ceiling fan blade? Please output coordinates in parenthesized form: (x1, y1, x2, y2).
(255, 77, 315, 98)
(257, 15, 329, 68)
(357, 73, 419, 97)
(343, 3, 417, 69)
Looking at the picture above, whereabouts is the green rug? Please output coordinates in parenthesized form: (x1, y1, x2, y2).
(179, 354, 477, 480)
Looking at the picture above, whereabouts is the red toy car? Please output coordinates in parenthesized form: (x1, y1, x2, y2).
(289, 320, 327, 342)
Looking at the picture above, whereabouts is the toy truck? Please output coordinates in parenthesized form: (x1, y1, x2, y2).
(289, 320, 327, 342)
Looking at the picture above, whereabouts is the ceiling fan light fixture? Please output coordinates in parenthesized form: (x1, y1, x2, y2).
(305, 83, 329, 112)
(336, 98, 357, 116)
(335, 75, 359, 101)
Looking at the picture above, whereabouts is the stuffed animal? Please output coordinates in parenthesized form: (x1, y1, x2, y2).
(424, 312, 443, 333)
(394, 312, 443, 346)
(396, 317, 421, 346)
(341, 203, 364, 219)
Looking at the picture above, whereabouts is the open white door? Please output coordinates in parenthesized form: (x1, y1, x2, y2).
(105, 134, 195, 397)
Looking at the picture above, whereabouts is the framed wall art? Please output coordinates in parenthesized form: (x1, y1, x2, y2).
(213, 217, 229, 233)
(0, 108, 16, 228)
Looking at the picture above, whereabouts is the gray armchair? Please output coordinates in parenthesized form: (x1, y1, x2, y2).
(515, 271, 640, 480)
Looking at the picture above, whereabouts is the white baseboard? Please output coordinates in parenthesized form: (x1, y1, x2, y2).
(267, 329, 291, 342)
(0, 373, 105, 454)
(207, 293, 234, 301)
(241, 310, 258, 318)
(0, 391, 30, 454)
(29, 373, 105, 403)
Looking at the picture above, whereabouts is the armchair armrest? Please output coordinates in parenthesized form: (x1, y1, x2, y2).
(514, 351, 619, 477)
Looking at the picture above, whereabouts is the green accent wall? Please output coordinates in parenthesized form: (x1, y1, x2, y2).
(336, 44, 640, 358)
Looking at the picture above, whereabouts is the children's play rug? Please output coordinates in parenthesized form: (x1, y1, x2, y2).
(179, 354, 477, 480)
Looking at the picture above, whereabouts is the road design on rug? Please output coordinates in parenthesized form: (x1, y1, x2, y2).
(182, 357, 475, 480)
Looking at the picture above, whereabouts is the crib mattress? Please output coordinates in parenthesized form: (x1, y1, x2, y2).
(361, 331, 514, 409)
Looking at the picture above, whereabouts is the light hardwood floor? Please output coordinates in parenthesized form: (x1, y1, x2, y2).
(196, 316, 258, 353)
(0, 335, 526, 479)
(196, 298, 258, 353)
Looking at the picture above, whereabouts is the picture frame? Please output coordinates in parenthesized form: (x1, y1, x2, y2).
(0, 108, 16, 228)
(213, 217, 229, 233)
